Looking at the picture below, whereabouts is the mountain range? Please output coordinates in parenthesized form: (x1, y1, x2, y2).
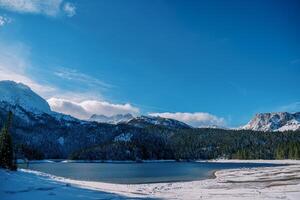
(0, 80, 299, 132)
(0, 80, 299, 160)
(0, 81, 190, 129)
(89, 114, 191, 129)
(0, 81, 192, 159)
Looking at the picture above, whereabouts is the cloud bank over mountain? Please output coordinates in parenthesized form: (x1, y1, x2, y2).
(48, 98, 139, 120)
(149, 112, 225, 128)
(0, 40, 227, 126)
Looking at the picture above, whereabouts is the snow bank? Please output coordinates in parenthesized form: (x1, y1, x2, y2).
(0, 169, 145, 200)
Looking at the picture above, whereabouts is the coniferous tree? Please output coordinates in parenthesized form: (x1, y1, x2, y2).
(0, 111, 16, 170)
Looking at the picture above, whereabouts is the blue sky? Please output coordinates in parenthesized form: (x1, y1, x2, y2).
(0, 0, 299, 127)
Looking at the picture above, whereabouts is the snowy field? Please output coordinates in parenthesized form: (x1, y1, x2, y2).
(1, 160, 300, 200)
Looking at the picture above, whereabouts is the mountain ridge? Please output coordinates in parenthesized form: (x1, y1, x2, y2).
(89, 113, 134, 124)
(0, 80, 299, 161)
(127, 115, 191, 129)
(0, 80, 299, 132)
(242, 112, 300, 132)
(0, 80, 192, 130)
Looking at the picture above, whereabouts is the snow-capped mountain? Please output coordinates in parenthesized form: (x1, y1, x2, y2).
(89, 114, 190, 129)
(0, 80, 193, 159)
(89, 113, 134, 124)
(0, 80, 190, 130)
(0, 81, 141, 158)
(127, 115, 191, 129)
(0, 80, 51, 114)
(242, 112, 300, 132)
(1, 80, 299, 161)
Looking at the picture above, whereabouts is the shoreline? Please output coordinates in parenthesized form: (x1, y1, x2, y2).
(4, 159, 300, 200)
(17, 158, 300, 165)
(19, 159, 297, 185)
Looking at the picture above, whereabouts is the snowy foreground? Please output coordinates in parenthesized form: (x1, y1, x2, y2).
(1, 160, 300, 200)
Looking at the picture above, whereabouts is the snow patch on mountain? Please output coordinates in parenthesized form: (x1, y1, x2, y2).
(242, 112, 300, 132)
(127, 115, 191, 129)
(114, 133, 133, 142)
(89, 113, 191, 129)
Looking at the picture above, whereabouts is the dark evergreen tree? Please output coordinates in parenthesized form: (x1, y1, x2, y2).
(0, 111, 17, 170)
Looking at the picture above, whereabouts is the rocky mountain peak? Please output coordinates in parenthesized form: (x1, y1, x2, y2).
(243, 112, 300, 132)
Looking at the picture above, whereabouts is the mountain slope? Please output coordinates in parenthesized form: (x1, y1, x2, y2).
(0, 99, 149, 159)
(242, 112, 300, 132)
(0, 80, 51, 114)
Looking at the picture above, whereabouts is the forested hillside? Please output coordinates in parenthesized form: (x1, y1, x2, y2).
(70, 127, 300, 161)
(1, 104, 299, 161)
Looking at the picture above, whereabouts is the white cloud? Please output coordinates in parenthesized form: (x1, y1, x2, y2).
(0, 39, 140, 119)
(63, 2, 75, 17)
(0, 40, 110, 99)
(290, 59, 300, 65)
(48, 98, 139, 119)
(0, 0, 76, 17)
(0, 15, 11, 26)
(0, 67, 56, 95)
(149, 112, 225, 128)
(0, 40, 226, 124)
(0, 40, 56, 96)
(278, 102, 300, 113)
(0, 43, 228, 123)
(54, 67, 112, 89)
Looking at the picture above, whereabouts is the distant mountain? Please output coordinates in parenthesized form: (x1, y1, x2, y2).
(1, 80, 299, 161)
(0, 80, 189, 159)
(198, 125, 223, 129)
(127, 115, 191, 129)
(0, 80, 51, 114)
(242, 112, 300, 132)
(89, 114, 191, 129)
(0, 81, 190, 132)
(89, 113, 134, 124)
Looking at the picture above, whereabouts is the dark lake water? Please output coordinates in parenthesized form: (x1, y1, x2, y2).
(20, 161, 278, 184)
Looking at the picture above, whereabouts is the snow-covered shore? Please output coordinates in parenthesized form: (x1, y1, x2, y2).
(1, 160, 300, 200)
(198, 159, 300, 165)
